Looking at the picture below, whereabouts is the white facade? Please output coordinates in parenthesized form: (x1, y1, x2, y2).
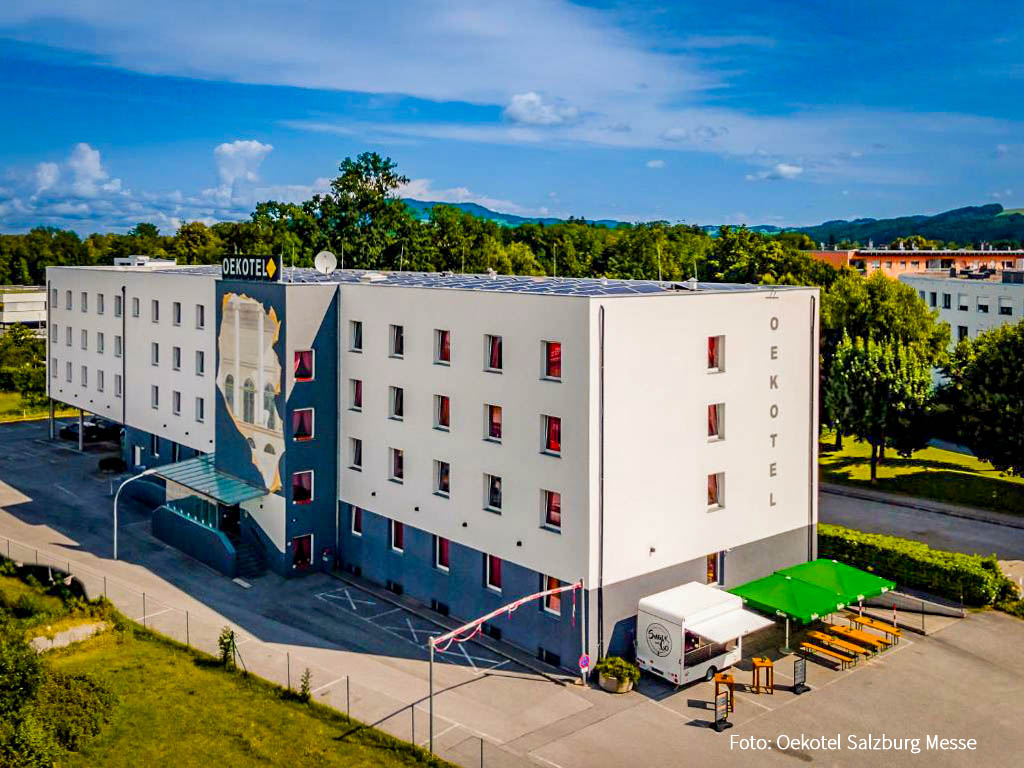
(46, 265, 216, 452)
(0, 290, 47, 328)
(900, 272, 1024, 347)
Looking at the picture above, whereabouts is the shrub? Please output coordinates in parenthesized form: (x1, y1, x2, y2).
(299, 668, 312, 702)
(0, 711, 62, 768)
(594, 656, 640, 684)
(819, 524, 1014, 605)
(30, 671, 116, 751)
(12, 594, 43, 619)
(218, 626, 236, 669)
(0, 624, 43, 717)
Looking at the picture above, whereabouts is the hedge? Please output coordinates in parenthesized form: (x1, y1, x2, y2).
(818, 524, 1016, 606)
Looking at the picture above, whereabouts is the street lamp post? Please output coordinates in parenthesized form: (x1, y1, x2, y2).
(113, 468, 158, 560)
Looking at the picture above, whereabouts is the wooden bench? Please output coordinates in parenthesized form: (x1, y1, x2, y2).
(799, 642, 854, 670)
(807, 630, 869, 661)
(851, 615, 902, 643)
(827, 624, 889, 651)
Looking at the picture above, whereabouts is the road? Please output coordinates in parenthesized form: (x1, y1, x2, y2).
(819, 490, 1024, 560)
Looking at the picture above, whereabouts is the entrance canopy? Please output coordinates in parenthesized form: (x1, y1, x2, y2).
(153, 454, 266, 506)
(776, 559, 895, 606)
(729, 574, 846, 624)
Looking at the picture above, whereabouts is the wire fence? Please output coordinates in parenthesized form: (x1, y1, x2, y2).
(1, 533, 528, 768)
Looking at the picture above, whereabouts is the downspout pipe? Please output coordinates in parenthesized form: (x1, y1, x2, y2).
(597, 304, 606, 658)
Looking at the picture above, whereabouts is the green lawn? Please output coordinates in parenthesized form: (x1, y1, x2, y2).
(819, 432, 1024, 516)
(48, 630, 448, 768)
(0, 390, 76, 421)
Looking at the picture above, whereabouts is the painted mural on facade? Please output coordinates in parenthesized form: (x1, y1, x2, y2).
(217, 293, 284, 492)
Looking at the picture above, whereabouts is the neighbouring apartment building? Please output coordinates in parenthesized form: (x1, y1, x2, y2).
(809, 249, 1024, 278)
(46, 259, 819, 665)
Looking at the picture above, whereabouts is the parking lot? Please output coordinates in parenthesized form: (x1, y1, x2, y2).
(2, 418, 1023, 767)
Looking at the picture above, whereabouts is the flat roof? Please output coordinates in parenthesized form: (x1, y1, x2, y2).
(154, 453, 265, 505)
(51, 264, 810, 298)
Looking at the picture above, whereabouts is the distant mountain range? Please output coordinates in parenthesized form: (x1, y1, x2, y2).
(402, 199, 1024, 244)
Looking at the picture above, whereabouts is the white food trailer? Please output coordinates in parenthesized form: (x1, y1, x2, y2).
(636, 582, 775, 685)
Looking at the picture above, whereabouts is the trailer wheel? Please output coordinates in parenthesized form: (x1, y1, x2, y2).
(704, 666, 717, 682)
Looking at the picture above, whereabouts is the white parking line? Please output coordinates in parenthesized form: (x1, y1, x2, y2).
(371, 607, 403, 620)
(137, 608, 172, 622)
(311, 676, 347, 695)
(419, 722, 459, 747)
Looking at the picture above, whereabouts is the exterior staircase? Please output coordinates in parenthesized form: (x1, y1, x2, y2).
(234, 532, 267, 580)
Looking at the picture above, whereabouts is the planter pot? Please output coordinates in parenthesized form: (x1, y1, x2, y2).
(598, 672, 634, 694)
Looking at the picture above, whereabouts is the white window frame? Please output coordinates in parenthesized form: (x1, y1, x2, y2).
(350, 506, 363, 536)
(485, 554, 502, 593)
(708, 402, 725, 441)
(389, 386, 404, 420)
(195, 350, 205, 376)
(707, 471, 725, 511)
(434, 460, 451, 498)
(389, 324, 404, 358)
(172, 390, 181, 415)
(350, 320, 363, 352)
(80, 291, 87, 312)
(195, 396, 205, 422)
(151, 342, 159, 366)
(390, 520, 404, 553)
(542, 576, 562, 615)
(542, 340, 562, 381)
(114, 294, 123, 318)
(389, 447, 404, 483)
(80, 365, 88, 387)
(65, 326, 71, 346)
(65, 361, 72, 382)
(484, 473, 502, 513)
(293, 407, 315, 441)
(80, 329, 88, 350)
(708, 335, 725, 373)
(349, 437, 362, 470)
(195, 304, 205, 329)
(132, 297, 140, 317)
(542, 489, 562, 532)
(151, 385, 159, 410)
(65, 290, 72, 310)
(349, 378, 362, 411)
(292, 470, 314, 505)
(97, 332, 104, 355)
(97, 370, 105, 392)
(115, 374, 123, 398)
(434, 394, 450, 431)
(114, 335, 123, 358)
(484, 334, 502, 372)
(172, 301, 182, 326)
(172, 346, 181, 371)
(151, 299, 159, 323)
(434, 536, 450, 572)
(434, 328, 451, 365)
(97, 293, 104, 315)
(484, 403, 502, 443)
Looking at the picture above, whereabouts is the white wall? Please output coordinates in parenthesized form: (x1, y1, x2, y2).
(337, 284, 593, 586)
(900, 274, 1024, 347)
(46, 266, 216, 452)
(592, 287, 818, 587)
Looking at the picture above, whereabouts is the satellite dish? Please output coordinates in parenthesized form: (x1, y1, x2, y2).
(314, 250, 337, 275)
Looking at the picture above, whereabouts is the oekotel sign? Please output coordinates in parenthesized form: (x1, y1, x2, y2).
(221, 254, 282, 282)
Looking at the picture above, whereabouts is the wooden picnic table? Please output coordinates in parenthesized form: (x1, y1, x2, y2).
(751, 657, 774, 694)
(850, 615, 902, 643)
(827, 624, 890, 651)
(807, 630, 870, 660)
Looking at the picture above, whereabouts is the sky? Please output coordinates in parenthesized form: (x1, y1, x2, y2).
(1, 0, 1023, 233)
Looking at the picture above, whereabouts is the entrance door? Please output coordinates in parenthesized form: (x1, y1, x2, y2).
(220, 505, 240, 538)
(292, 534, 312, 570)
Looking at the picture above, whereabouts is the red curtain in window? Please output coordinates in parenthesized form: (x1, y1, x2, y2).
(489, 406, 502, 439)
(438, 537, 450, 568)
(293, 409, 313, 439)
(707, 337, 718, 369)
(546, 491, 562, 527)
(353, 379, 362, 407)
(546, 342, 562, 378)
(295, 350, 313, 380)
(292, 535, 312, 568)
(438, 396, 450, 427)
(707, 473, 719, 506)
(292, 472, 312, 503)
(488, 556, 502, 588)
(546, 575, 561, 612)
(489, 336, 502, 369)
(546, 416, 561, 452)
(439, 330, 450, 362)
(707, 404, 718, 438)
(352, 507, 362, 533)
(393, 521, 404, 549)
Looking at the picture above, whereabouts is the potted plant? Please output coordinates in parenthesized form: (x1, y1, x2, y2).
(595, 656, 640, 693)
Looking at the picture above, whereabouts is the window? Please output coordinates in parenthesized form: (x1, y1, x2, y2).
(295, 350, 314, 381)
(50, 288, 57, 306)
(196, 304, 205, 329)
(264, 384, 277, 430)
(942, 293, 951, 309)
(80, 365, 88, 387)
(485, 334, 502, 372)
(707, 335, 724, 372)
(485, 555, 502, 592)
(50, 358, 57, 378)
(195, 396, 205, 422)
(224, 374, 235, 409)
(999, 298, 1013, 317)
(132, 297, 140, 317)
(97, 294, 104, 315)
(172, 390, 181, 415)
(115, 374, 122, 398)
(151, 434, 160, 457)
(707, 403, 724, 440)
(543, 341, 562, 380)
(349, 379, 362, 410)
(50, 325, 58, 343)
(485, 473, 502, 512)
(172, 301, 181, 326)
(435, 536, 450, 572)
(151, 342, 159, 366)
(434, 460, 450, 497)
(151, 385, 159, 409)
(389, 448, 404, 482)
(81, 291, 88, 312)
(349, 437, 362, 470)
(977, 297, 990, 314)
(485, 404, 502, 441)
(390, 520, 405, 552)
(97, 370, 105, 392)
(929, 291, 937, 308)
(292, 471, 313, 504)
(172, 443, 181, 462)
(80, 329, 88, 350)
(957, 293, 968, 311)
(957, 325, 969, 342)
(65, 361, 71, 382)
(389, 324, 404, 357)
(293, 408, 314, 441)
(114, 294, 123, 317)
(242, 378, 256, 423)
(435, 329, 451, 364)
(97, 332, 104, 354)
(65, 290, 72, 310)
(350, 320, 363, 352)
(543, 490, 562, 531)
(195, 350, 205, 376)
(707, 472, 724, 509)
(151, 299, 159, 323)
(65, 327, 71, 346)
(543, 576, 561, 615)
(542, 415, 561, 455)
(434, 395, 450, 430)
(351, 506, 363, 536)
(114, 335, 122, 358)
(172, 346, 181, 370)
(389, 386, 404, 420)
(132, 445, 142, 467)
(918, 289, 926, 301)
(706, 553, 720, 585)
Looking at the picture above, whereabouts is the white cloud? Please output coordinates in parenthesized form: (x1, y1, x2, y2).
(990, 188, 1014, 199)
(33, 162, 59, 193)
(503, 92, 579, 126)
(645, 159, 665, 168)
(679, 35, 775, 49)
(213, 140, 273, 187)
(745, 162, 804, 181)
(61, 143, 123, 197)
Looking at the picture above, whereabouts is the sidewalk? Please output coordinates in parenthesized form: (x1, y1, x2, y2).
(821, 481, 1024, 530)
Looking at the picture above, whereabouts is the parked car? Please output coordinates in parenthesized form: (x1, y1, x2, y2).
(58, 418, 121, 443)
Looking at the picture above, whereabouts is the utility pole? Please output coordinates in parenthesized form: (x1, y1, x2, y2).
(657, 243, 662, 282)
